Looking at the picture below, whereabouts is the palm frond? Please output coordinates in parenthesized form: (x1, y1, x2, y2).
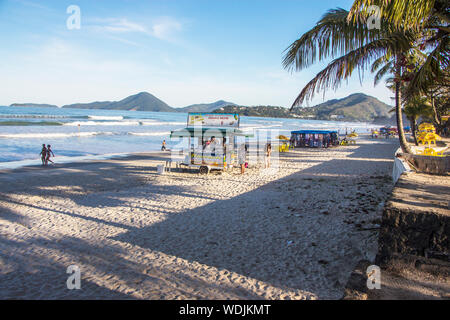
(282, 8, 398, 72)
(290, 33, 412, 109)
(373, 60, 393, 86)
(371, 55, 391, 72)
(348, 0, 437, 30)
(405, 35, 450, 97)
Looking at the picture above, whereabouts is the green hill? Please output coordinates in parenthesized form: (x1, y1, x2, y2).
(62, 92, 174, 112)
(306, 93, 392, 121)
(11, 92, 393, 123)
(214, 93, 393, 122)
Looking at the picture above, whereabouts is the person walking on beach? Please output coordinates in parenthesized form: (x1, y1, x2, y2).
(39, 144, 47, 166)
(161, 140, 167, 151)
(46, 144, 54, 165)
(265, 143, 272, 168)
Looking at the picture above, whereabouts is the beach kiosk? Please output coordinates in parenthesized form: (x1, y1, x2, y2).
(290, 130, 339, 148)
(170, 113, 252, 174)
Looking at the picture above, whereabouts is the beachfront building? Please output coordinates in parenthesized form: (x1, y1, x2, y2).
(290, 130, 339, 148)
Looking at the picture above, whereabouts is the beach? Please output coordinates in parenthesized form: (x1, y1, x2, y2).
(0, 135, 399, 299)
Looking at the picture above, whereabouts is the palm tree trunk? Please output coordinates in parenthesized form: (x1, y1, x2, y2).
(410, 117, 418, 146)
(430, 95, 442, 133)
(395, 57, 411, 154)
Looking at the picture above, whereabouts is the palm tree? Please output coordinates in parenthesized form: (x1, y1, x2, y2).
(403, 96, 433, 145)
(348, 0, 449, 99)
(283, 8, 416, 153)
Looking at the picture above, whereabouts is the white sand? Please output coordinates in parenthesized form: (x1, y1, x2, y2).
(0, 135, 399, 299)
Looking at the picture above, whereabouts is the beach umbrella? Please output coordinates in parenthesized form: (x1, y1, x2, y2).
(277, 135, 289, 140)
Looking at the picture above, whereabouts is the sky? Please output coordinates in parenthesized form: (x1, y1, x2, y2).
(0, 0, 394, 108)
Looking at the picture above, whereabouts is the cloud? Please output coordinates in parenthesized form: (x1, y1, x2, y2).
(89, 16, 183, 42)
(101, 18, 147, 33)
(151, 17, 182, 41)
(11, 0, 51, 11)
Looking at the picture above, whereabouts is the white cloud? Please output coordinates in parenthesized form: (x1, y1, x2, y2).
(151, 17, 182, 41)
(88, 16, 183, 42)
(101, 18, 147, 33)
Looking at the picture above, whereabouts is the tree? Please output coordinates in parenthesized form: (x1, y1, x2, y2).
(348, 0, 449, 100)
(403, 96, 433, 145)
(283, 8, 416, 153)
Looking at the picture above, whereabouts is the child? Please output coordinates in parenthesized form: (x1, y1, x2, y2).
(46, 144, 55, 165)
(39, 144, 47, 166)
(265, 143, 272, 168)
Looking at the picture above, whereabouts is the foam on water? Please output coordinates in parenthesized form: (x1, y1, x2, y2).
(0, 132, 115, 139)
(127, 131, 171, 136)
(88, 115, 124, 120)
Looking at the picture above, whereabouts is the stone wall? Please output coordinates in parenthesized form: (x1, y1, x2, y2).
(376, 205, 450, 264)
(400, 153, 450, 175)
(343, 172, 450, 299)
(375, 172, 450, 264)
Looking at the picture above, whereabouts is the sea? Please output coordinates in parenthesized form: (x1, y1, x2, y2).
(0, 105, 375, 169)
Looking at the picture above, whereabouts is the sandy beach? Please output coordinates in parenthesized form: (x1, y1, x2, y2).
(0, 134, 400, 299)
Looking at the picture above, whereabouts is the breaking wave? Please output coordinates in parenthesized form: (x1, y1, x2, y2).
(0, 132, 115, 139)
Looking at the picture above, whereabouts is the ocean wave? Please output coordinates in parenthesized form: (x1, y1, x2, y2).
(0, 132, 115, 139)
(63, 120, 185, 126)
(140, 121, 185, 126)
(0, 114, 70, 119)
(127, 131, 170, 136)
(88, 115, 124, 120)
(0, 121, 63, 126)
(64, 121, 142, 126)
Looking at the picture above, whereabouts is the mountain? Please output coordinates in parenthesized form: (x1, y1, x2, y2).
(177, 100, 237, 113)
(62, 92, 174, 112)
(61, 93, 236, 113)
(214, 105, 294, 118)
(10, 103, 58, 108)
(61, 101, 112, 110)
(9, 92, 392, 123)
(304, 93, 392, 121)
(214, 93, 393, 122)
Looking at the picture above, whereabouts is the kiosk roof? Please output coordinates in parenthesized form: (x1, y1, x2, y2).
(291, 130, 338, 134)
(171, 127, 253, 138)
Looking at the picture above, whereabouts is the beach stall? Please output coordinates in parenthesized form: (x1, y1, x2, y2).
(290, 130, 338, 148)
(170, 113, 252, 174)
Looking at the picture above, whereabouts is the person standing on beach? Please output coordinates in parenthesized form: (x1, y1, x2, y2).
(39, 144, 47, 166)
(265, 143, 272, 168)
(161, 140, 167, 151)
(46, 144, 54, 165)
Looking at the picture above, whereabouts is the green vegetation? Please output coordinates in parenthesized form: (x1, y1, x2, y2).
(62, 92, 173, 112)
(215, 93, 392, 122)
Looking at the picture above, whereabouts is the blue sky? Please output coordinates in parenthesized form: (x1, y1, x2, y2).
(0, 0, 393, 107)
